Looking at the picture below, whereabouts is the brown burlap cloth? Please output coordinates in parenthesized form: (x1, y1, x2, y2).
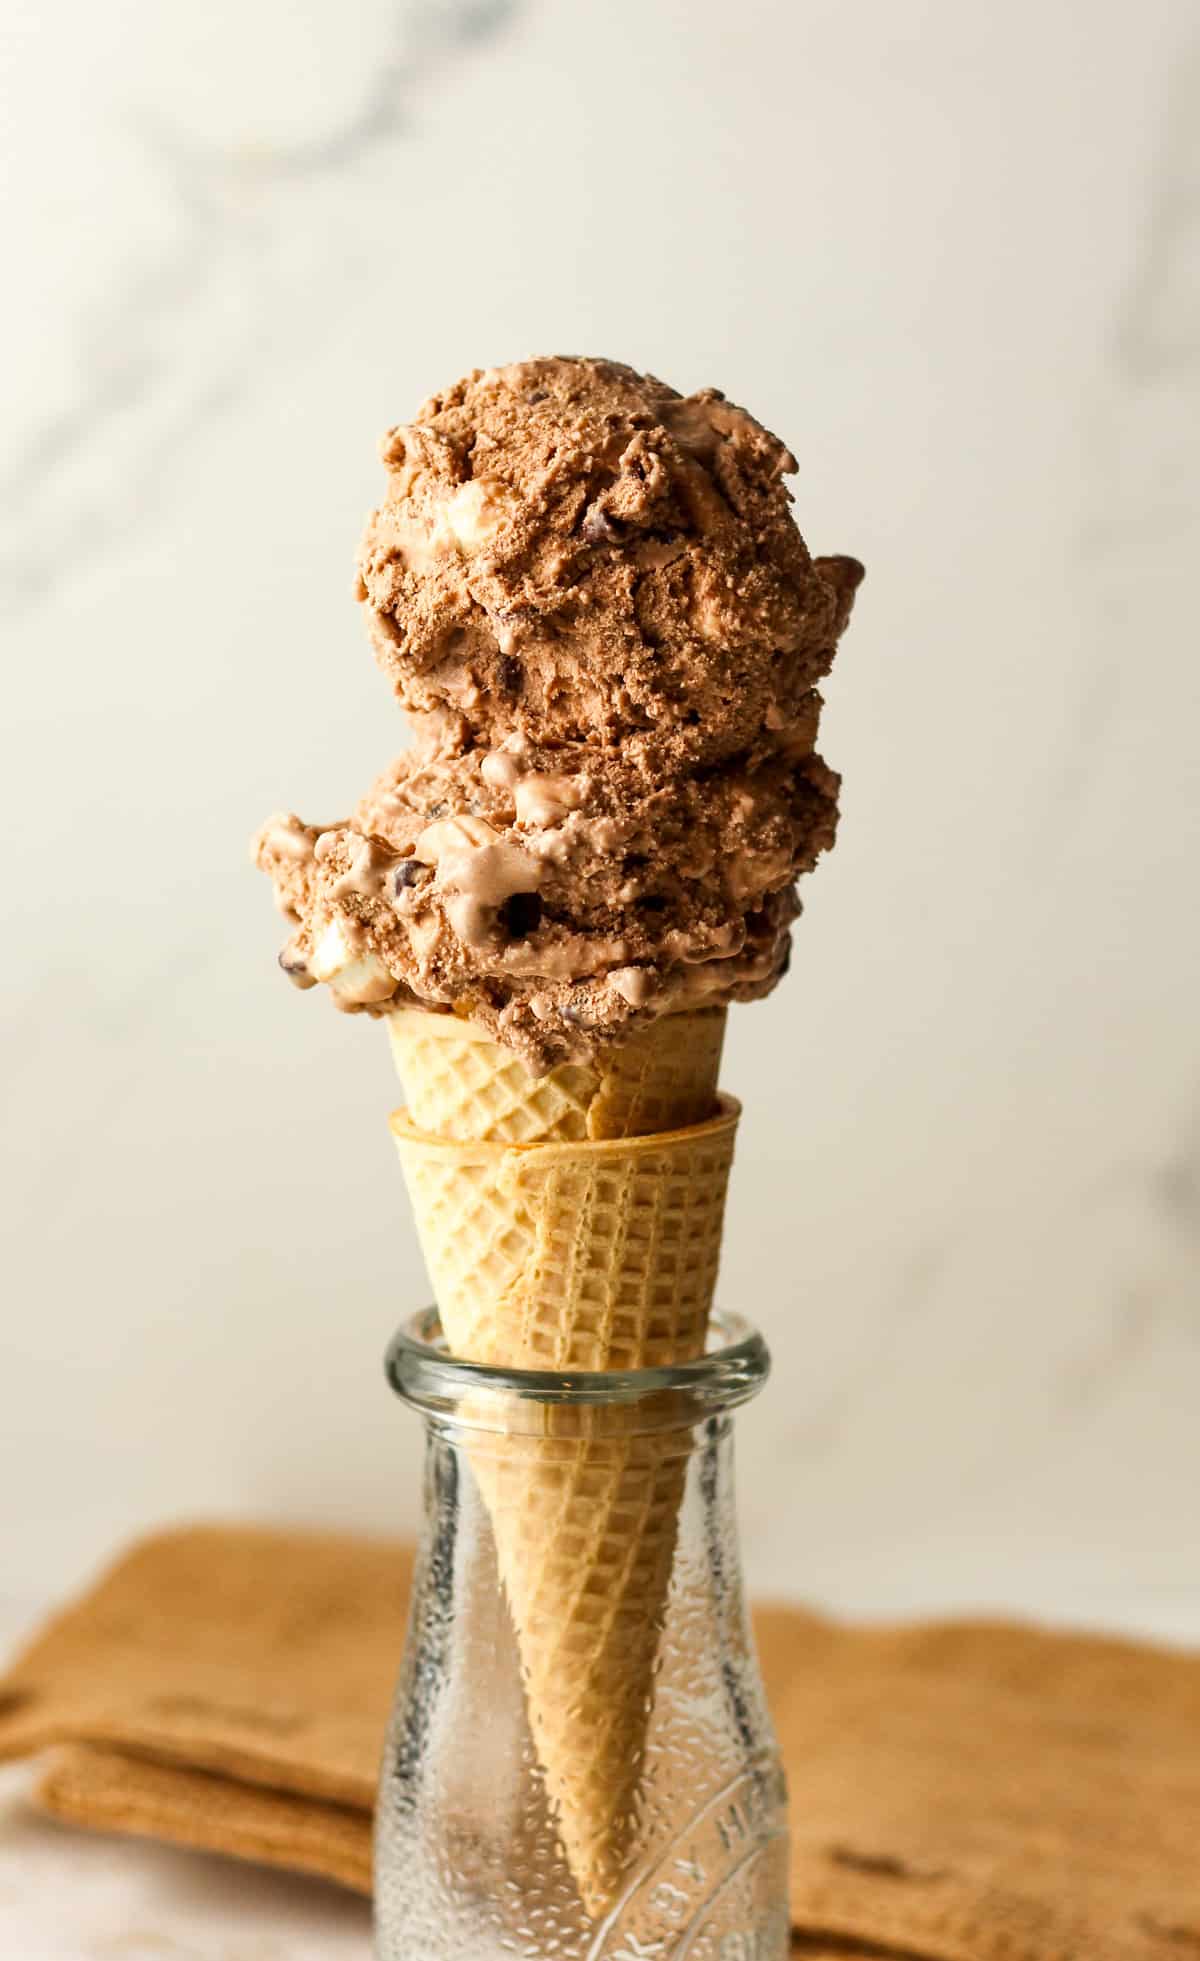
(1, 1526, 1197, 1960)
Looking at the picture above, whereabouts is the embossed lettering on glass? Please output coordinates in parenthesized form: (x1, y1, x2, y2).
(375, 1309, 789, 1961)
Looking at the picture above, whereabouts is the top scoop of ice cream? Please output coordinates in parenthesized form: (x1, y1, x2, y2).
(256, 356, 862, 1072)
(357, 356, 860, 772)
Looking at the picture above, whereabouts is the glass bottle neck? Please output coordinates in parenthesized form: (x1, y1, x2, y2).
(386, 1306, 771, 1439)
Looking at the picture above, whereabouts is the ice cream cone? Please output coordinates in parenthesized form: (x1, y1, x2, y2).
(468, 1411, 693, 1917)
(389, 1076, 739, 1912)
(386, 1004, 726, 1144)
(389, 1098, 738, 1372)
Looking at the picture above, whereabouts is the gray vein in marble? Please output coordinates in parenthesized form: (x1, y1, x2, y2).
(1114, 38, 1200, 381)
(783, 1242, 947, 1465)
(1, 0, 518, 620)
(232, 0, 512, 174)
(1048, 34, 1200, 830)
(1154, 1088, 1200, 1241)
(1075, 29, 1200, 564)
(1058, 1282, 1159, 1412)
(1056, 1084, 1200, 1411)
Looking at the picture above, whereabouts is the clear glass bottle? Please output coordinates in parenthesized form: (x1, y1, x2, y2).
(376, 1308, 788, 1961)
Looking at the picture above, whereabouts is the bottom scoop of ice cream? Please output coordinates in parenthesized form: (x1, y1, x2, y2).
(254, 708, 839, 1073)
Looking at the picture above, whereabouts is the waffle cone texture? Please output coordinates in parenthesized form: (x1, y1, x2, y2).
(389, 1097, 738, 1373)
(387, 1004, 727, 1144)
(387, 1009, 738, 1913)
(467, 1419, 693, 1917)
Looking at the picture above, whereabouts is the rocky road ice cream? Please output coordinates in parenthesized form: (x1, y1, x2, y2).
(255, 356, 862, 1073)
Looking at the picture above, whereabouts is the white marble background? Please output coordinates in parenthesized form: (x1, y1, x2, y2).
(3, 0, 1198, 1644)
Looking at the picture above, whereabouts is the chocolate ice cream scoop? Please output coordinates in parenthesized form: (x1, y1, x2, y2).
(255, 357, 861, 1072)
(357, 357, 860, 772)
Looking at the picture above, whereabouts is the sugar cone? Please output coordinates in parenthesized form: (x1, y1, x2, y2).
(467, 1414, 693, 1916)
(391, 1097, 738, 1913)
(389, 1100, 738, 1372)
(387, 1005, 726, 1143)
(388, 1011, 737, 1914)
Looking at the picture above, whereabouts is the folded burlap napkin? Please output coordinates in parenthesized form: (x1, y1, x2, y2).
(1, 1525, 1197, 1960)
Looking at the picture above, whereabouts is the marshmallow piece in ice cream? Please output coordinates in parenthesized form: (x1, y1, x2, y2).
(413, 814, 541, 949)
(308, 919, 397, 1005)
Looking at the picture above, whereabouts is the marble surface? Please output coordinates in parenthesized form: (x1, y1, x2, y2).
(2, 0, 1199, 1634)
(0, 1765, 372, 1961)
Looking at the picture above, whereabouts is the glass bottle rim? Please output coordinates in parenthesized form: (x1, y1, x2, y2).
(385, 1307, 770, 1432)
